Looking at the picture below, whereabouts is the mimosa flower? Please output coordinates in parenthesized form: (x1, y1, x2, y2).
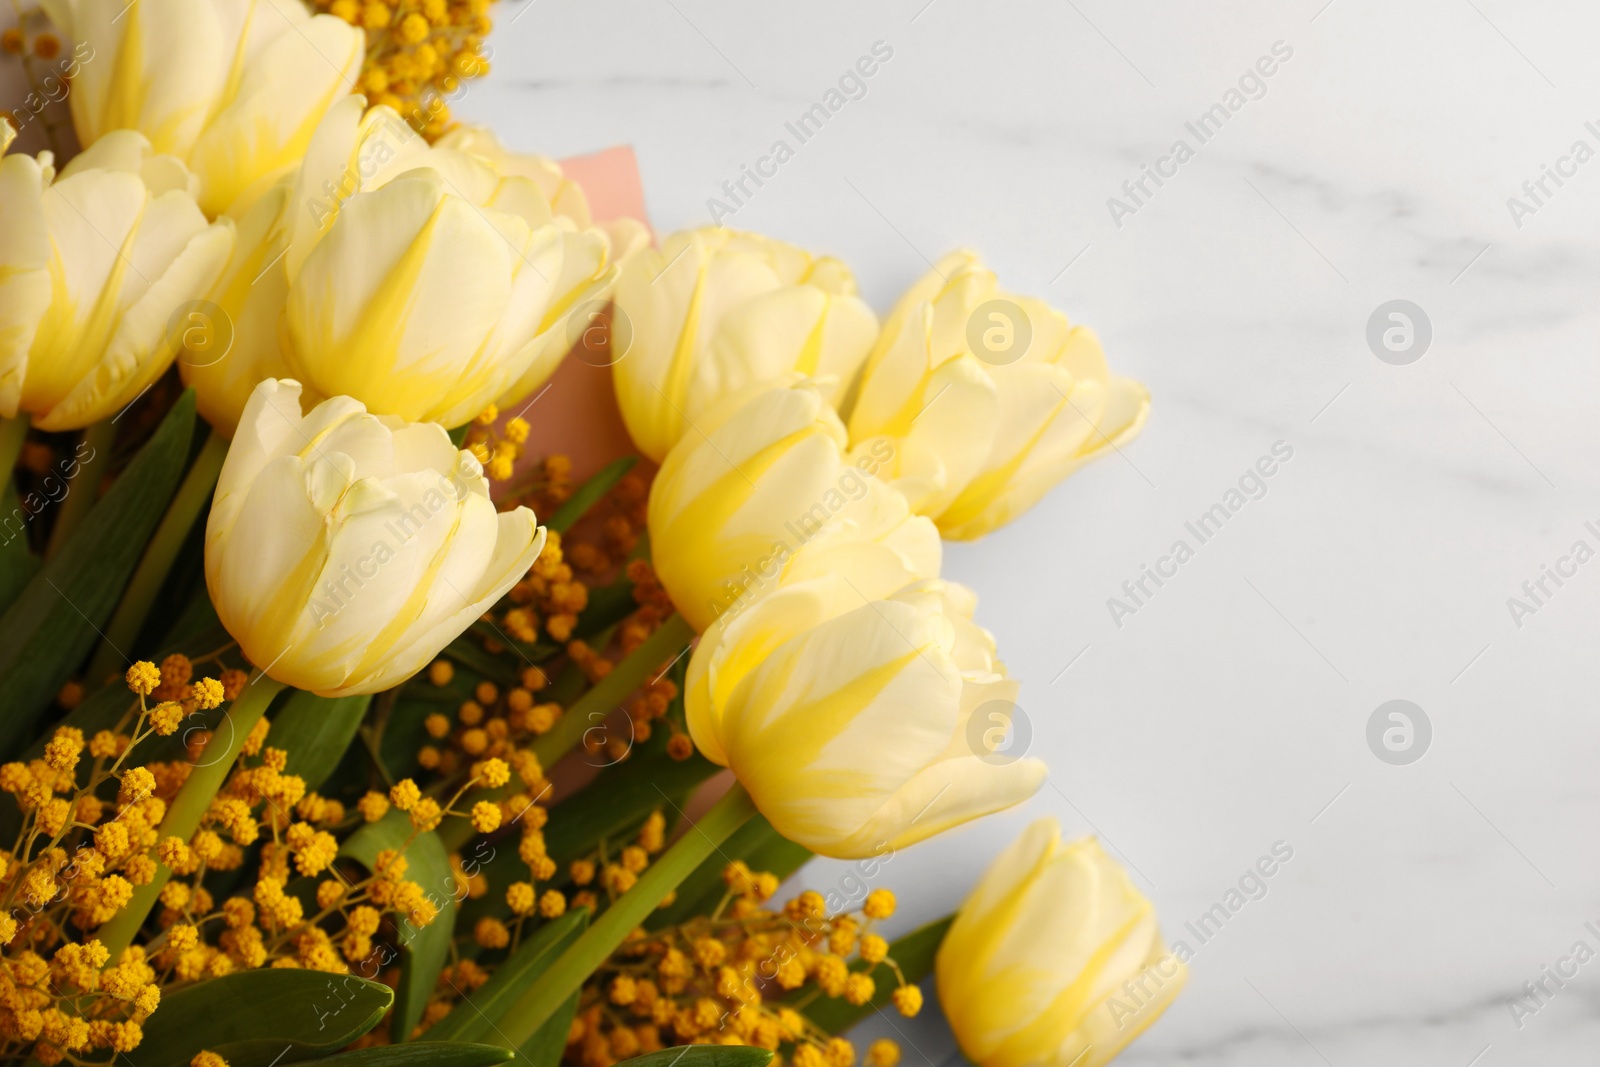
(0, 132, 233, 430)
(846, 251, 1149, 540)
(44, 0, 364, 216)
(205, 379, 545, 696)
(613, 226, 877, 463)
(280, 98, 621, 428)
(936, 820, 1187, 1067)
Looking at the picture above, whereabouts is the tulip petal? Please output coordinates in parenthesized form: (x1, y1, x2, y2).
(719, 591, 969, 856)
(349, 505, 544, 696)
(0, 155, 51, 417)
(285, 173, 515, 423)
(188, 11, 363, 215)
(63, 0, 227, 157)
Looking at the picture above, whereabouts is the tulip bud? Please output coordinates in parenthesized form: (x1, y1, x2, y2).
(612, 227, 878, 463)
(937, 821, 1187, 1067)
(0, 132, 233, 430)
(205, 379, 545, 696)
(684, 572, 1044, 858)
(647, 381, 935, 632)
(280, 99, 621, 429)
(47, 0, 364, 216)
(847, 251, 1149, 540)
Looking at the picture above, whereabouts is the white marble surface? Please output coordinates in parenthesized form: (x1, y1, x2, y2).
(466, 2, 1600, 1065)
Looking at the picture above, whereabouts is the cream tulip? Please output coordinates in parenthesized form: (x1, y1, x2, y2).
(936, 820, 1187, 1067)
(206, 379, 545, 696)
(435, 126, 651, 266)
(613, 226, 878, 463)
(684, 566, 1044, 858)
(180, 173, 299, 435)
(44, 0, 364, 217)
(281, 99, 621, 428)
(647, 381, 931, 632)
(846, 251, 1149, 540)
(0, 132, 233, 430)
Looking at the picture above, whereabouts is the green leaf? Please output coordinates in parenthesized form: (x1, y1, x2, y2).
(647, 814, 812, 931)
(298, 1042, 513, 1067)
(547, 456, 636, 533)
(271, 690, 373, 792)
(487, 966, 585, 1061)
(518, 990, 578, 1067)
(544, 750, 720, 865)
(428, 906, 589, 1044)
(0, 392, 195, 754)
(800, 916, 953, 1034)
(0, 480, 39, 613)
(613, 1049, 774, 1067)
(341, 809, 458, 1042)
(133, 968, 392, 1067)
(445, 630, 524, 686)
(574, 570, 638, 641)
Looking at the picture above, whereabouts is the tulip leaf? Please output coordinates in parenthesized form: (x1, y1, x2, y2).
(647, 813, 812, 931)
(428, 906, 589, 1044)
(271, 690, 373, 792)
(445, 630, 524, 686)
(799, 916, 954, 1034)
(0, 391, 195, 757)
(342, 809, 458, 1043)
(0, 481, 38, 613)
(613, 1049, 774, 1067)
(518, 989, 580, 1067)
(574, 569, 639, 641)
(300, 1042, 514, 1067)
(547, 455, 637, 533)
(132, 968, 392, 1067)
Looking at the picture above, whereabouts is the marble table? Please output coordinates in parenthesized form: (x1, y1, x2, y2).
(462, 2, 1600, 1065)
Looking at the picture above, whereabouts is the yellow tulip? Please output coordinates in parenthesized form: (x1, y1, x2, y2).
(44, 0, 364, 217)
(435, 125, 651, 265)
(280, 98, 621, 428)
(647, 381, 933, 632)
(846, 251, 1149, 540)
(205, 379, 545, 697)
(613, 226, 878, 463)
(0, 132, 234, 430)
(179, 173, 300, 435)
(937, 820, 1187, 1067)
(685, 563, 1044, 858)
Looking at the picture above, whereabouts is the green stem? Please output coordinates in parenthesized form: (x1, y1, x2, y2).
(44, 420, 115, 562)
(533, 612, 695, 768)
(95, 675, 287, 962)
(498, 782, 757, 1045)
(437, 612, 696, 851)
(85, 432, 228, 685)
(0, 414, 29, 478)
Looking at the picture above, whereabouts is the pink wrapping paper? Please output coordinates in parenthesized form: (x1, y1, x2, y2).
(503, 145, 653, 486)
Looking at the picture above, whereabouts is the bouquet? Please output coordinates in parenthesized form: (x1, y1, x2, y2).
(0, 3, 1184, 1067)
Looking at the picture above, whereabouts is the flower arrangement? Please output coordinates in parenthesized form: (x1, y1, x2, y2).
(0, 3, 1182, 1067)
